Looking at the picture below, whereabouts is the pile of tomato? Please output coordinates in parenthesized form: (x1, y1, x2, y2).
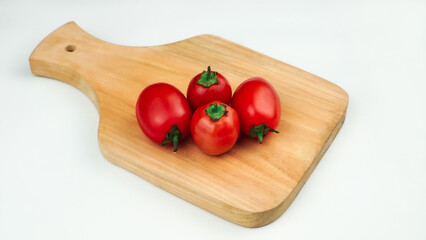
(135, 66, 281, 155)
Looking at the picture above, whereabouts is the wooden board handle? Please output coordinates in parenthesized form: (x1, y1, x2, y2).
(29, 22, 109, 110)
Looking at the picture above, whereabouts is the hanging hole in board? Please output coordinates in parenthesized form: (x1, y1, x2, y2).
(65, 45, 76, 52)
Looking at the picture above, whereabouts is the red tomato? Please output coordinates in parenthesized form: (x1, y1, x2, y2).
(231, 77, 281, 143)
(187, 66, 232, 110)
(135, 83, 192, 152)
(190, 101, 240, 155)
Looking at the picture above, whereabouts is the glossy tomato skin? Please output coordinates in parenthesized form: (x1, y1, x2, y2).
(231, 77, 281, 137)
(135, 83, 192, 147)
(190, 101, 240, 155)
(187, 70, 232, 110)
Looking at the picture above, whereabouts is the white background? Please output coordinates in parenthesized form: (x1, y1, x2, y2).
(1, 0, 425, 239)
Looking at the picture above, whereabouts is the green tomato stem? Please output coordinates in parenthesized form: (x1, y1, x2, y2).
(249, 123, 279, 144)
(197, 66, 219, 88)
(172, 135, 179, 152)
(205, 102, 228, 122)
(161, 125, 182, 152)
(258, 132, 264, 144)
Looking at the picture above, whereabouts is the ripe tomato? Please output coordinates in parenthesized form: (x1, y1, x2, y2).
(187, 66, 232, 110)
(231, 77, 281, 143)
(190, 101, 240, 155)
(135, 83, 192, 152)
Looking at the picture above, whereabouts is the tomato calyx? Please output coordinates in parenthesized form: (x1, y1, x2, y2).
(205, 102, 228, 122)
(197, 66, 218, 87)
(249, 123, 279, 144)
(161, 124, 182, 152)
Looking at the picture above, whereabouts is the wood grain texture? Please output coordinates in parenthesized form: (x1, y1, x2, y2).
(29, 22, 349, 227)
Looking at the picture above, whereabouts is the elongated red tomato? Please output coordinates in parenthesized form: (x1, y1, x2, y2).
(136, 83, 192, 152)
(187, 66, 232, 110)
(191, 101, 240, 155)
(231, 77, 281, 143)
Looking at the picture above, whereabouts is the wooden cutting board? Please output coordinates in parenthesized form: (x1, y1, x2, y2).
(29, 22, 348, 227)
